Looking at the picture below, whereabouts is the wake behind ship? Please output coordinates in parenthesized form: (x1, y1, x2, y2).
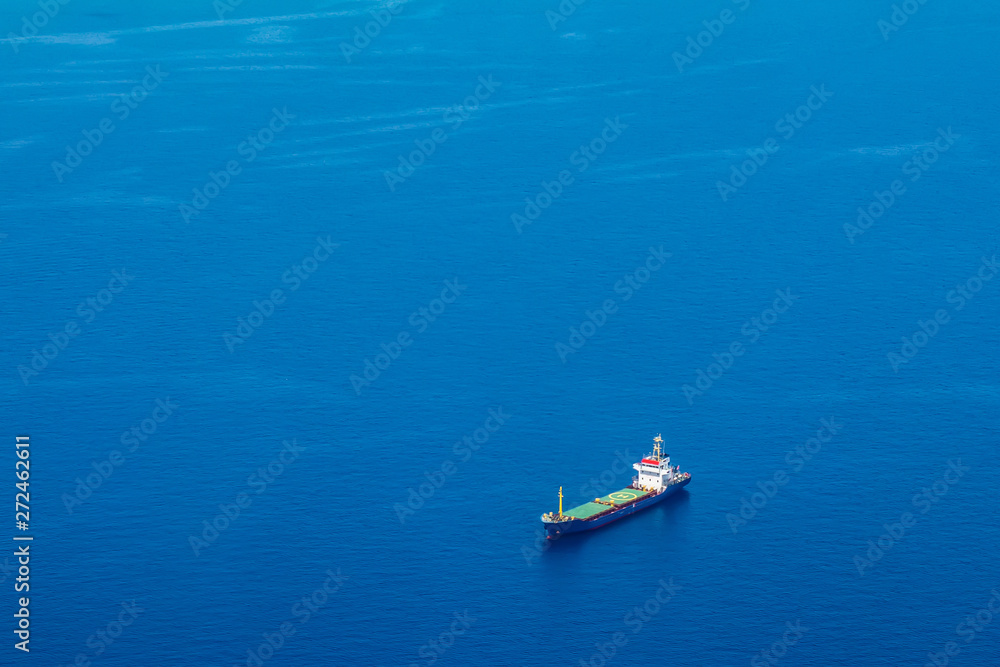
(541, 435, 690, 539)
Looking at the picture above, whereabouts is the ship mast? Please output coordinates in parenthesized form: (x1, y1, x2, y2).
(653, 434, 663, 461)
(558, 486, 563, 516)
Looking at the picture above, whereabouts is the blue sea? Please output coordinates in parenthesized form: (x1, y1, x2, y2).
(2, 0, 999, 665)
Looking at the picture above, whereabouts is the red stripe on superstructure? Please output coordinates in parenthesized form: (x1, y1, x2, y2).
(641, 459, 659, 465)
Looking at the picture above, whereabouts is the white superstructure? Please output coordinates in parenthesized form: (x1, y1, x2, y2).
(632, 434, 680, 492)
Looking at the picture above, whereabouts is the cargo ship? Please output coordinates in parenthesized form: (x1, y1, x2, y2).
(540, 435, 690, 539)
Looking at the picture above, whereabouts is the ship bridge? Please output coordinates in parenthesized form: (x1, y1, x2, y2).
(633, 434, 674, 491)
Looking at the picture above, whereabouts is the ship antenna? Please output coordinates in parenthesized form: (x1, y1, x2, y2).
(558, 486, 563, 516)
(653, 434, 663, 461)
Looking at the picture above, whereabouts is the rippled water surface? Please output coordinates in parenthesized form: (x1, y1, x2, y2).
(2, 0, 999, 665)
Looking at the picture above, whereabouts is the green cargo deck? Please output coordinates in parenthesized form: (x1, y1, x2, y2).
(562, 487, 650, 519)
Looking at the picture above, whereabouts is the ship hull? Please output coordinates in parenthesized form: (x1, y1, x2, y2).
(542, 476, 690, 539)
